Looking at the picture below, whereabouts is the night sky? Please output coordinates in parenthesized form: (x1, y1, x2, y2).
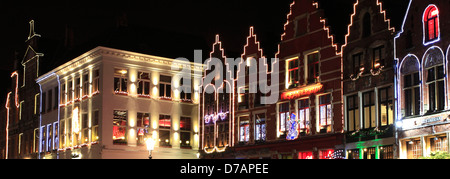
(0, 0, 409, 104)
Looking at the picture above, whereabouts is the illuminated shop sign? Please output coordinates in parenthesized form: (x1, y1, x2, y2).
(402, 114, 449, 130)
(281, 83, 323, 100)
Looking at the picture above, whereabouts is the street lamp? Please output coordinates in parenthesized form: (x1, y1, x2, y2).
(146, 138, 155, 159)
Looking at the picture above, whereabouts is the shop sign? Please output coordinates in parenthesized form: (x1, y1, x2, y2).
(402, 114, 449, 130)
(281, 83, 323, 100)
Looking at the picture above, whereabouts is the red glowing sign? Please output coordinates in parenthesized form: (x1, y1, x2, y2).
(281, 84, 323, 100)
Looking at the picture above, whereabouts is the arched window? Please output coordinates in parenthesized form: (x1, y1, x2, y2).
(423, 5, 440, 44)
(424, 47, 445, 112)
(400, 55, 421, 117)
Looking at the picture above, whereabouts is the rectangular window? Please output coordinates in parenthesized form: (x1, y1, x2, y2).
(298, 99, 310, 133)
(54, 87, 58, 109)
(60, 83, 66, 105)
(93, 69, 100, 92)
(406, 140, 422, 159)
(92, 110, 99, 142)
(380, 145, 394, 159)
(159, 75, 172, 98)
(180, 79, 192, 101)
(307, 53, 319, 84)
(287, 57, 299, 86)
(319, 149, 334, 159)
(82, 113, 89, 143)
(379, 87, 394, 127)
(427, 65, 445, 112)
(319, 94, 332, 132)
(363, 91, 375, 129)
(53, 122, 59, 150)
(180, 117, 191, 131)
(114, 69, 128, 94)
(239, 116, 250, 143)
(42, 92, 46, 114)
(113, 110, 127, 145)
(68, 80, 73, 102)
(238, 86, 249, 110)
(159, 115, 171, 129)
(373, 46, 385, 68)
(279, 102, 290, 133)
(137, 72, 151, 97)
(41, 126, 46, 152)
(82, 74, 89, 97)
(47, 89, 52, 112)
(352, 53, 363, 74)
(75, 78, 80, 100)
(404, 72, 420, 117)
(298, 151, 313, 159)
(255, 113, 266, 141)
(347, 95, 360, 132)
(137, 112, 150, 145)
(180, 132, 191, 148)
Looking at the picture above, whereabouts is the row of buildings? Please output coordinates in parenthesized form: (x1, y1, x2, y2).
(1, 0, 449, 159)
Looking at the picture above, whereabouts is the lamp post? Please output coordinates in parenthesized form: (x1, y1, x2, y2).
(146, 138, 155, 159)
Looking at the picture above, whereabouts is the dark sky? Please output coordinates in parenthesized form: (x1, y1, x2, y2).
(0, 0, 409, 104)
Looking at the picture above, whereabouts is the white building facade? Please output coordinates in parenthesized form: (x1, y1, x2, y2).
(37, 46, 202, 159)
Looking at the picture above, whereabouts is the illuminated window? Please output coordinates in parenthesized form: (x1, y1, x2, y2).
(347, 95, 360, 132)
(347, 149, 360, 159)
(423, 5, 439, 44)
(75, 77, 80, 100)
(159, 115, 171, 129)
(279, 102, 290, 134)
(379, 87, 393, 127)
(137, 72, 151, 97)
(406, 139, 422, 159)
(92, 110, 99, 142)
(180, 117, 191, 148)
(362, 91, 375, 129)
(238, 86, 249, 110)
(180, 79, 192, 101)
(114, 69, 128, 94)
(93, 69, 100, 92)
(68, 80, 73, 102)
(53, 122, 59, 150)
(306, 52, 319, 84)
(319, 94, 332, 133)
(320, 149, 334, 159)
(287, 57, 299, 87)
(373, 46, 385, 68)
(60, 83, 65, 105)
(82, 113, 88, 143)
(380, 145, 394, 159)
(255, 113, 266, 142)
(298, 99, 310, 133)
(41, 126, 46, 152)
(159, 75, 172, 98)
(137, 112, 150, 145)
(298, 151, 313, 159)
(113, 110, 127, 145)
(429, 136, 448, 153)
(82, 74, 89, 97)
(363, 147, 376, 159)
(239, 116, 250, 143)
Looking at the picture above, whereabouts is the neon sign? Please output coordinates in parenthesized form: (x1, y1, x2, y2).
(281, 83, 323, 100)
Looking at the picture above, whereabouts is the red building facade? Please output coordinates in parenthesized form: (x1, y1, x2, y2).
(200, 0, 344, 159)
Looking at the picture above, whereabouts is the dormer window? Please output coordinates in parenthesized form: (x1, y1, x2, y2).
(423, 5, 440, 45)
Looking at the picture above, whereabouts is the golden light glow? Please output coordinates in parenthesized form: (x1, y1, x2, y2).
(281, 83, 323, 100)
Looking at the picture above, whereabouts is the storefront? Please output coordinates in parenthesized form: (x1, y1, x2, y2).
(398, 113, 450, 159)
